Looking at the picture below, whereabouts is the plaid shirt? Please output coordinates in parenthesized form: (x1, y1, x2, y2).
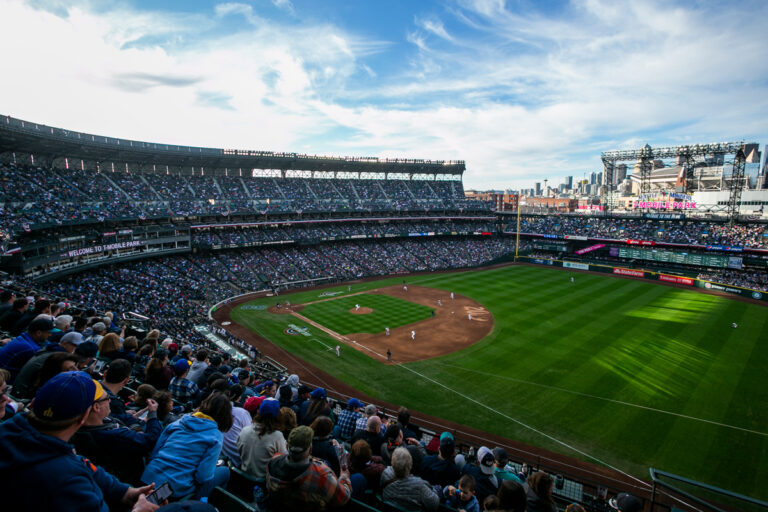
(354, 415, 368, 432)
(267, 455, 351, 511)
(168, 376, 199, 403)
(336, 409, 361, 440)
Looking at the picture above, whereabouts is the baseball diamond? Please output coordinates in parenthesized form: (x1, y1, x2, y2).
(225, 265, 768, 501)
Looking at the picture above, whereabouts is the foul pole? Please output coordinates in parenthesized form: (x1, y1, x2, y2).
(514, 194, 521, 260)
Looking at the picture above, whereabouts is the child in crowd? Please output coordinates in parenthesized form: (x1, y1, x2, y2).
(444, 474, 480, 512)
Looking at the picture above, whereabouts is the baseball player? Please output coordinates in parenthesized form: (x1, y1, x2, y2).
(348, 285, 351, 292)
(403, 284, 408, 292)
(468, 313, 472, 321)
(570, 276, 575, 283)
(437, 299, 442, 306)
(411, 330, 415, 340)
(450, 291, 454, 300)
(335, 345, 340, 357)
(355, 304, 360, 311)
(732, 322, 738, 329)
(385, 326, 390, 336)
(387, 349, 391, 362)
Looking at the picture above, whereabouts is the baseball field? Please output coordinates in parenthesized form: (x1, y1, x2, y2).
(228, 264, 768, 500)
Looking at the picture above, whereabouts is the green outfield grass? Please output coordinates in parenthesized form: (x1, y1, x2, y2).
(229, 265, 768, 500)
(299, 293, 434, 334)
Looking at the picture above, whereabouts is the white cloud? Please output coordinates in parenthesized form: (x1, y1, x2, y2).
(0, 0, 766, 191)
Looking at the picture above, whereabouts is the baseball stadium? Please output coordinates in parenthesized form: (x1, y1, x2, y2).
(1, 114, 767, 512)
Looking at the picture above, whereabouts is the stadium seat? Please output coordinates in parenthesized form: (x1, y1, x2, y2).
(376, 495, 419, 512)
(344, 497, 381, 511)
(208, 486, 256, 512)
(226, 464, 265, 503)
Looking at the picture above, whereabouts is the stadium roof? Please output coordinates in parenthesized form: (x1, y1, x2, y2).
(0, 115, 465, 176)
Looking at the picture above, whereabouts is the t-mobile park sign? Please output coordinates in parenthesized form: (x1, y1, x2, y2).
(63, 240, 146, 258)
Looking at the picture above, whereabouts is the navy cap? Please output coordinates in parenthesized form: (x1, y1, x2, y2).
(347, 398, 363, 409)
(310, 387, 326, 399)
(259, 398, 280, 418)
(33, 371, 98, 421)
(28, 317, 55, 332)
(173, 359, 191, 374)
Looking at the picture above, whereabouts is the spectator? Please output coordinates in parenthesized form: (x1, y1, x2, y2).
(355, 403, 378, 433)
(0, 290, 15, 317)
(496, 480, 528, 512)
(97, 333, 122, 362)
(12, 331, 85, 398)
(277, 406, 298, 440)
(0, 368, 15, 421)
(0, 297, 29, 333)
(48, 314, 73, 345)
(221, 385, 251, 466)
(310, 415, 342, 476)
(144, 349, 172, 390)
(525, 471, 557, 512)
(397, 406, 418, 440)
(292, 384, 311, 419)
(301, 387, 332, 426)
(72, 381, 163, 484)
(12, 298, 51, 336)
(0, 371, 154, 511)
(168, 359, 200, 404)
(335, 397, 363, 441)
(88, 322, 107, 346)
(443, 474, 480, 512)
(351, 415, 386, 457)
(100, 359, 138, 426)
(114, 336, 139, 364)
(492, 447, 524, 484)
(349, 439, 385, 494)
(420, 432, 461, 487)
(186, 349, 209, 387)
(461, 446, 499, 504)
(265, 425, 352, 510)
(0, 316, 54, 382)
(380, 446, 439, 511)
(238, 398, 286, 479)
(141, 392, 232, 499)
(609, 493, 643, 512)
(380, 423, 426, 471)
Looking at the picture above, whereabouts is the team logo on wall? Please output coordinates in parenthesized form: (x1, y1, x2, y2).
(752, 292, 763, 300)
(704, 283, 711, 289)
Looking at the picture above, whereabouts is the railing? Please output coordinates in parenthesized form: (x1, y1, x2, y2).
(649, 468, 768, 512)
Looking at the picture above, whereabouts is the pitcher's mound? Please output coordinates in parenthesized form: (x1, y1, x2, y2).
(350, 307, 373, 315)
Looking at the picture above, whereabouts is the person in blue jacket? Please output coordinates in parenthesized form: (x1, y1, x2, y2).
(0, 316, 54, 382)
(0, 371, 155, 511)
(141, 392, 233, 499)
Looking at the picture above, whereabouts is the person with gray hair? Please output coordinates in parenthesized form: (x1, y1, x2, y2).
(380, 447, 439, 511)
(48, 315, 73, 345)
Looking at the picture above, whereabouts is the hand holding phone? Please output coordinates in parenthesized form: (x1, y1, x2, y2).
(145, 482, 172, 505)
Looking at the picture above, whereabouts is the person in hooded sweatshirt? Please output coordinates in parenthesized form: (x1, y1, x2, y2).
(0, 371, 155, 511)
(266, 425, 352, 511)
(141, 392, 232, 500)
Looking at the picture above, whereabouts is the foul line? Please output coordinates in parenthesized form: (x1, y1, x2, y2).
(392, 361, 652, 490)
(432, 362, 768, 437)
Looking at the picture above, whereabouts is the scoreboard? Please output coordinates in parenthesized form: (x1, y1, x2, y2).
(614, 247, 742, 269)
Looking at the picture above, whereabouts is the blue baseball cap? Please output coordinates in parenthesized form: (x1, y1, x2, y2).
(173, 359, 191, 374)
(347, 398, 363, 409)
(310, 387, 326, 399)
(259, 398, 280, 418)
(33, 371, 101, 421)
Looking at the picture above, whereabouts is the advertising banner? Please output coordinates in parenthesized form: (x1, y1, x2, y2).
(575, 244, 605, 255)
(565, 235, 588, 241)
(705, 245, 744, 253)
(563, 261, 589, 270)
(626, 239, 656, 246)
(613, 267, 644, 277)
(659, 274, 694, 286)
(62, 240, 146, 258)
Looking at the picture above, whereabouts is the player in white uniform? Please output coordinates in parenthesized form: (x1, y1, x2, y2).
(385, 326, 390, 336)
(570, 277, 574, 283)
(732, 322, 738, 329)
(403, 284, 408, 292)
(335, 345, 340, 357)
(437, 299, 442, 306)
(411, 330, 415, 340)
(468, 313, 472, 321)
(355, 304, 360, 311)
(450, 292, 454, 300)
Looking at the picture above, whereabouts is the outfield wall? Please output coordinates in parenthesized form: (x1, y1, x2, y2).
(520, 256, 768, 303)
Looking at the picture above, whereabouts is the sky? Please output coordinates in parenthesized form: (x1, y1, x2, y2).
(1, 0, 767, 190)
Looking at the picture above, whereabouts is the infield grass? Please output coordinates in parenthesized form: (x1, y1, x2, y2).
(299, 293, 434, 334)
(230, 265, 768, 500)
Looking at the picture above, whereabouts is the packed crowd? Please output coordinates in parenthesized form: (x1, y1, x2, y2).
(515, 216, 768, 249)
(0, 287, 644, 512)
(192, 221, 496, 248)
(697, 270, 768, 292)
(0, 162, 490, 237)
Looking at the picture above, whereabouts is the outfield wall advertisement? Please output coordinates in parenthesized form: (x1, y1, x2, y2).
(520, 257, 767, 303)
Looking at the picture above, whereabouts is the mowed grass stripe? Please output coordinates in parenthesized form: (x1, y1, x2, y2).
(231, 266, 768, 500)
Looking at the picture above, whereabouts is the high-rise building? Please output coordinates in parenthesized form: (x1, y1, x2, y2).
(589, 171, 597, 185)
(563, 176, 573, 190)
(615, 164, 627, 183)
(534, 182, 542, 196)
